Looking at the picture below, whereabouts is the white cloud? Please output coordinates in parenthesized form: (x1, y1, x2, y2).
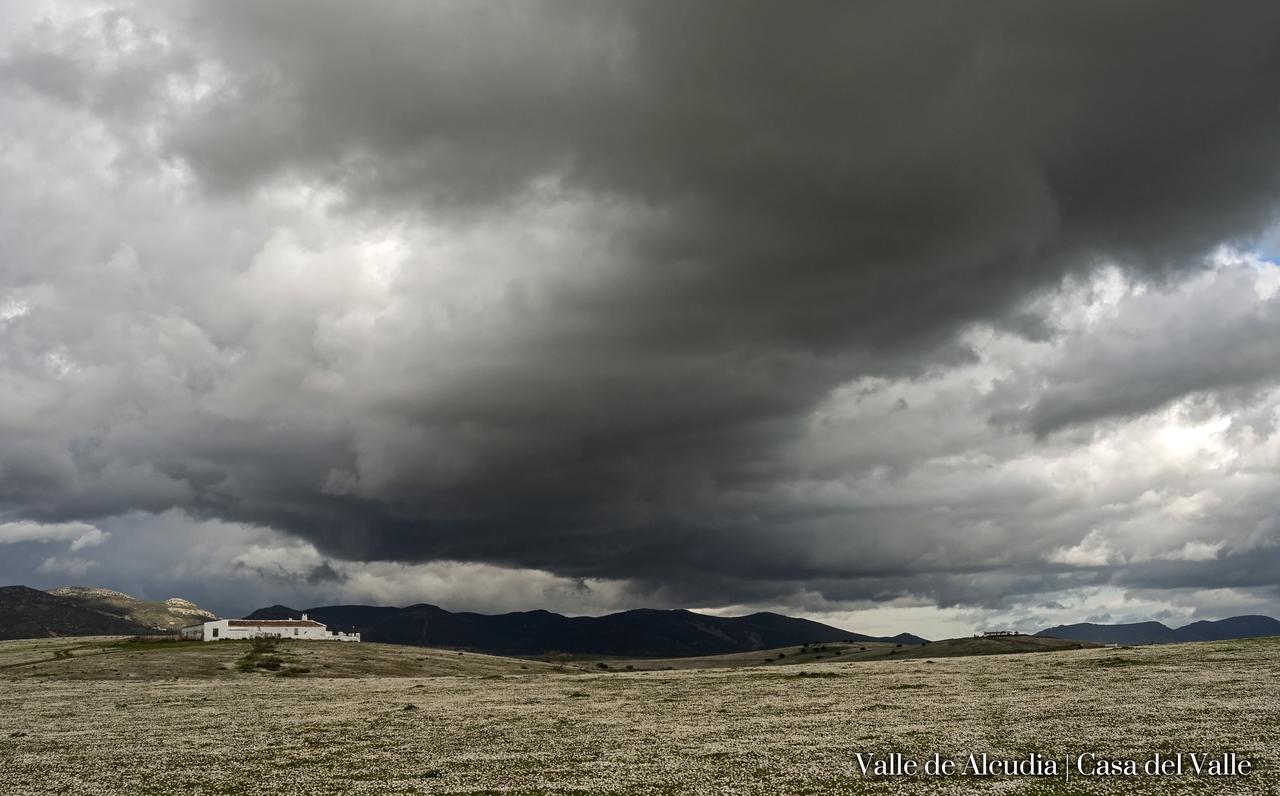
(0, 296, 29, 324)
(0, 520, 109, 551)
(1159, 541, 1224, 563)
(1047, 530, 1122, 567)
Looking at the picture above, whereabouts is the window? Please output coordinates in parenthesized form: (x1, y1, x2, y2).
(212, 628, 219, 638)
(293, 628, 298, 636)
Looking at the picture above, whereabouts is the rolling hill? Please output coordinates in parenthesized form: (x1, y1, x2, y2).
(245, 603, 928, 656)
(0, 636, 569, 680)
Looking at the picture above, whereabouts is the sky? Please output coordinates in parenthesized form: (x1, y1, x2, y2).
(2, 1, 1280, 638)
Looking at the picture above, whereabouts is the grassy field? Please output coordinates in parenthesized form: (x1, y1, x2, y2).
(0, 634, 1096, 679)
(0, 636, 572, 679)
(0, 636, 1275, 794)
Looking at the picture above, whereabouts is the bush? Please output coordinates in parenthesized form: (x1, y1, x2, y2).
(235, 637, 289, 673)
(250, 637, 279, 654)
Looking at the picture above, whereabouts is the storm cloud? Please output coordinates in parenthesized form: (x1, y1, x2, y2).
(2, 1, 1280, 630)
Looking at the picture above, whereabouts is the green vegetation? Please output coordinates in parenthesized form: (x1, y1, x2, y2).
(234, 637, 290, 673)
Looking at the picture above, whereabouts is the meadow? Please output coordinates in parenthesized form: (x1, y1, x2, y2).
(0, 636, 1275, 795)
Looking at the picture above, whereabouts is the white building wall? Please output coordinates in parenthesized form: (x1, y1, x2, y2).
(181, 617, 360, 642)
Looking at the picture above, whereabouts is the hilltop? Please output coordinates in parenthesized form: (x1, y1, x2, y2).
(48, 586, 217, 631)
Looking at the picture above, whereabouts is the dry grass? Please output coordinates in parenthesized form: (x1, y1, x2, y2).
(0, 637, 1275, 794)
(0, 636, 571, 680)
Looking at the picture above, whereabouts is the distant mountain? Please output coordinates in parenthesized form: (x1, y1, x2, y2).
(0, 585, 218, 640)
(245, 603, 926, 656)
(49, 586, 218, 631)
(1037, 620, 1176, 644)
(1171, 615, 1280, 641)
(0, 586, 153, 639)
(1036, 615, 1280, 645)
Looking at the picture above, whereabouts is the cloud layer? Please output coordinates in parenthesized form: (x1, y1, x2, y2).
(1, 2, 1279, 631)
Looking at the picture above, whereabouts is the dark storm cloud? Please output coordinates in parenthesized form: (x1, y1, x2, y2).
(3, 1, 1280, 617)
(173, 1, 1280, 353)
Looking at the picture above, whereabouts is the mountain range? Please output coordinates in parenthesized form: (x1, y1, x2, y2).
(2, 584, 1277, 654)
(246, 602, 928, 656)
(1035, 615, 1280, 644)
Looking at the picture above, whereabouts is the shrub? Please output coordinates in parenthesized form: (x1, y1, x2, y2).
(235, 637, 289, 673)
(250, 637, 279, 654)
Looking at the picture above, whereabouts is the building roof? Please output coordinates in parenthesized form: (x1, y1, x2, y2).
(227, 619, 325, 628)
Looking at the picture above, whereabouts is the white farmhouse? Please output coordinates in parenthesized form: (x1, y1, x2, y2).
(180, 613, 360, 642)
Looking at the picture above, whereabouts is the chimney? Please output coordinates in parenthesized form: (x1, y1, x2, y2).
(302, 613, 308, 621)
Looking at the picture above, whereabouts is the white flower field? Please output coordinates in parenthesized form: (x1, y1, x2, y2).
(0, 636, 1276, 795)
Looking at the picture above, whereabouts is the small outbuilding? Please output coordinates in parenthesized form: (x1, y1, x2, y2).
(179, 613, 360, 642)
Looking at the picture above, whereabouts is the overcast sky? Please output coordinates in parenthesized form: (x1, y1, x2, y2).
(2, 2, 1280, 637)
